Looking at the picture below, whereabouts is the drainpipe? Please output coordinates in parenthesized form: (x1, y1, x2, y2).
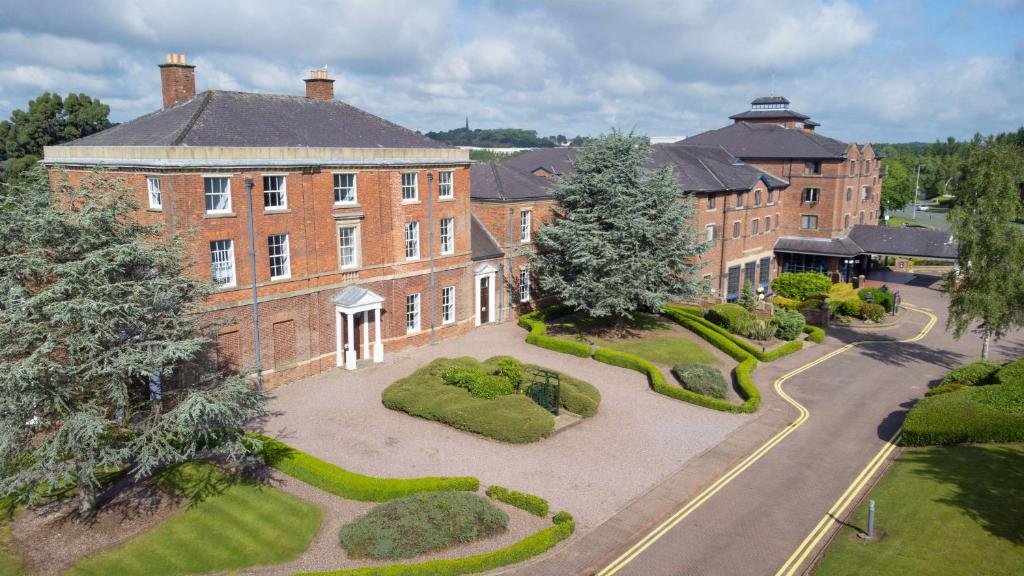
(427, 173, 437, 344)
(719, 194, 728, 299)
(506, 207, 514, 321)
(244, 177, 262, 390)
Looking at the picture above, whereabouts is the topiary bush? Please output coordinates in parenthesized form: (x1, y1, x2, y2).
(902, 383, 1024, 446)
(861, 303, 886, 323)
(942, 360, 1001, 388)
(858, 287, 894, 312)
(485, 485, 549, 517)
(995, 357, 1024, 386)
(772, 272, 832, 301)
(671, 363, 727, 399)
(339, 492, 509, 560)
(773, 308, 806, 341)
(705, 303, 751, 333)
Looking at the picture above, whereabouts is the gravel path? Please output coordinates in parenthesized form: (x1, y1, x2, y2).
(243, 472, 549, 576)
(257, 322, 748, 532)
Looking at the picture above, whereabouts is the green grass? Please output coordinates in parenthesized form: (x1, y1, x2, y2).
(814, 444, 1024, 576)
(884, 216, 935, 229)
(553, 313, 719, 366)
(65, 462, 321, 576)
(0, 523, 22, 576)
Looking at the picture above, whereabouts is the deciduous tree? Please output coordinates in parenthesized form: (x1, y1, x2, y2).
(531, 131, 710, 319)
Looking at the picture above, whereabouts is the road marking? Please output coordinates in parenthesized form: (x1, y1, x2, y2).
(597, 303, 938, 576)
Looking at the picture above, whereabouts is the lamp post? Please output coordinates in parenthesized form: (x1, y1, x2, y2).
(912, 165, 922, 220)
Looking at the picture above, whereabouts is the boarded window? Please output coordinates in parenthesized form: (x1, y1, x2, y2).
(273, 320, 296, 369)
(217, 330, 242, 372)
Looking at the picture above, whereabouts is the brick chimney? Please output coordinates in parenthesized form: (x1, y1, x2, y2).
(304, 68, 335, 100)
(159, 53, 196, 109)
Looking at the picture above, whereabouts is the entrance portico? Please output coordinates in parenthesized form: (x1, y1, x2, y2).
(474, 263, 498, 326)
(332, 286, 384, 370)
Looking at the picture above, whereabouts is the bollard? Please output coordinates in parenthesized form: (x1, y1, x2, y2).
(867, 499, 875, 539)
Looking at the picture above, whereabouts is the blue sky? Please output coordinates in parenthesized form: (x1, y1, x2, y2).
(0, 0, 1021, 144)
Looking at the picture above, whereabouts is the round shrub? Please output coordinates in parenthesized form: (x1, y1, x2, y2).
(943, 360, 1001, 388)
(441, 365, 514, 399)
(772, 295, 802, 310)
(493, 357, 526, 391)
(340, 492, 509, 560)
(771, 272, 832, 301)
(835, 298, 864, 318)
(861, 303, 886, 322)
(858, 287, 894, 312)
(773, 308, 806, 341)
(671, 363, 727, 399)
(706, 303, 751, 333)
(995, 357, 1024, 386)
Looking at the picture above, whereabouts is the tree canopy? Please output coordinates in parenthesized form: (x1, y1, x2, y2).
(0, 168, 266, 515)
(879, 157, 915, 214)
(945, 141, 1024, 358)
(0, 92, 111, 182)
(531, 131, 711, 319)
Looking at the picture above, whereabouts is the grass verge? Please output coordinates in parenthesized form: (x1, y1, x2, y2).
(813, 444, 1024, 576)
(66, 461, 321, 576)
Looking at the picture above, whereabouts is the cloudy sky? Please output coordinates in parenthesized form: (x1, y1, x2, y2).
(1, 0, 1021, 143)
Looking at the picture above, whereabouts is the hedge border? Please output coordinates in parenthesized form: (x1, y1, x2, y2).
(295, 512, 575, 576)
(252, 435, 479, 502)
(518, 307, 592, 358)
(485, 485, 550, 517)
(803, 324, 825, 344)
(663, 305, 804, 362)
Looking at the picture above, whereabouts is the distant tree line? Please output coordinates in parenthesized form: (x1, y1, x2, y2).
(425, 127, 587, 148)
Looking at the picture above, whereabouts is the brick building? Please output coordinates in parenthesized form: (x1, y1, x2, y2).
(44, 56, 476, 386)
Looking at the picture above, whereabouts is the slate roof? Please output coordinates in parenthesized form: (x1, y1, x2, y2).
(685, 121, 849, 160)
(64, 90, 447, 149)
(751, 96, 790, 106)
(729, 109, 810, 121)
(775, 225, 957, 259)
(470, 144, 787, 201)
(471, 214, 504, 261)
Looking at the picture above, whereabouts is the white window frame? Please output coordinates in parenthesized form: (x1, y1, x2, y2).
(440, 217, 454, 255)
(800, 215, 819, 230)
(204, 176, 232, 214)
(147, 176, 162, 210)
(404, 221, 420, 260)
(406, 293, 421, 333)
(441, 286, 455, 324)
(337, 223, 360, 269)
(751, 218, 759, 235)
(210, 239, 236, 288)
(438, 170, 454, 199)
(268, 233, 291, 280)
(519, 268, 531, 303)
(401, 173, 418, 202)
(520, 209, 532, 243)
(802, 188, 820, 204)
(262, 174, 287, 211)
(333, 172, 357, 205)
(732, 221, 741, 239)
(705, 224, 716, 242)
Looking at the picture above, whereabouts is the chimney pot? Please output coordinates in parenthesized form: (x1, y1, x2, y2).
(159, 53, 196, 109)
(304, 67, 335, 100)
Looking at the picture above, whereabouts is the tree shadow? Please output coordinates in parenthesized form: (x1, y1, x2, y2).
(825, 327, 967, 370)
(548, 312, 670, 340)
(876, 400, 918, 441)
(902, 445, 1024, 545)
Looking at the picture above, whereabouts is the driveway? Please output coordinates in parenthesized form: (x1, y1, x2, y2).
(258, 321, 748, 531)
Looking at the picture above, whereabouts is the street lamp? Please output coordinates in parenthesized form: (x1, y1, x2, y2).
(911, 165, 922, 221)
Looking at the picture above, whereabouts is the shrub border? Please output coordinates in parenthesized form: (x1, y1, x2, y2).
(295, 512, 575, 576)
(252, 435, 479, 501)
(485, 485, 550, 517)
(518, 307, 592, 358)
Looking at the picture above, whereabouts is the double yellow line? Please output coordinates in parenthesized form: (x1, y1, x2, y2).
(597, 303, 938, 576)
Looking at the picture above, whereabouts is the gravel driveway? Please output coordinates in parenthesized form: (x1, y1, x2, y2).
(258, 321, 748, 531)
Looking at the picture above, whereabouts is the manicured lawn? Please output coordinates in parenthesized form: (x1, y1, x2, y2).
(814, 444, 1024, 576)
(552, 313, 719, 366)
(884, 217, 935, 229)
(66, 462, 321, 576)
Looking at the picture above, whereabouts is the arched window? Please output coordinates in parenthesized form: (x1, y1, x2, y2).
(844, 214, 850, 228)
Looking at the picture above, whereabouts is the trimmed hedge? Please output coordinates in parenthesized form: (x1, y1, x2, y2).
(253, 435, 479, 501)
(485, 485, 550, 517)
(943, 360, 1001, 387)
(901, 386, 1024, 446)
(705, 303, 750, 333)
(664, 305, 803, 363)
(518, 309, 592, 358)
(295, 512, 575, 576)
(995, 357, 1024, 386)
(772, 272, 832, 300)
(803, 324, 825, 344)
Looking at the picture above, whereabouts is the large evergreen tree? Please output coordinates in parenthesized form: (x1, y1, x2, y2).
(880, 158, 915, 215)
(0, 92, 111, 182)
(946, 141, 1024, 358)
(531, 132, 710, 319)
(0, 169, 266, 516)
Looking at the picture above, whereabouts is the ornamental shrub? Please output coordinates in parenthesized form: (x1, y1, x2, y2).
(739, 280, 758, 311)
(706, 303, 751, 333)
(671, 363, 727, 399)
(799, 299, 824, 311)
(773, 309, 806, 341)
(339, 492, 509, 560)
(743, 318, 776, 341)
(441, 366, 480, 389)
(902, 384, 1024, 446)
(942, 360, 1001, 388)
(493, 357, 526, 391)
(925, 382, 963, 397)
(835, 298, 864, 318)
(771, 272, 832, 300)
(772, 295, 802, 310)
(858, 287, 894, 312)
(861, 303, 886, 322)
(995, 357, 1024, 386)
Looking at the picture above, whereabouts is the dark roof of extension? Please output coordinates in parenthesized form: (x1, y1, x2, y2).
(64, 90, 447, 149)
(685, 121, 849, 160)
(728, 109, 810, 122)
(775, 225, 957, 259)
(470, 214, 505, 261)
(470, 144, 787, 201)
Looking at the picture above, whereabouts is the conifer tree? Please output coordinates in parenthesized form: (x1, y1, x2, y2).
(0, 169, 266, 516)
(532, 132, 711, 319)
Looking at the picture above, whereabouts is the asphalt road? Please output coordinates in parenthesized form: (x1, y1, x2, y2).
(597, 280, 1024, 576)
